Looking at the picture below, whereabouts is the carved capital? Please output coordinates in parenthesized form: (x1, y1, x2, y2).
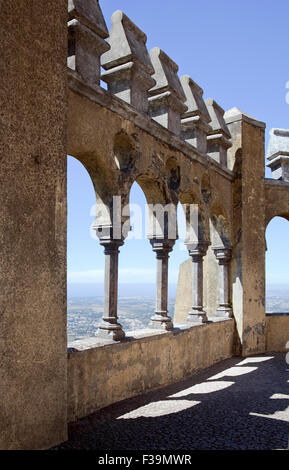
(186, 241, 209, 259)
(149, 238, 175, 257)
(213, 247, 232, 264)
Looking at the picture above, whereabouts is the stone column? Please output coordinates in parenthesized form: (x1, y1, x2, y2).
(0, 0, 68, 450)
(214, 248, 233, 318)
(97, 239, 125, 341)
(150, 239, 175, 330)
(224, 107, 266, 356)
(187, 242, 209, 323)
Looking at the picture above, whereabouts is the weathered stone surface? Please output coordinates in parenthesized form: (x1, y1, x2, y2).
(68, 0, 108, 37)
(0, 0, 68, 450)
(267, 128, 289, 181)
(68, 0, 109, 85)
(264, 179, 289, 226)
(186, 242, 209, 324)
(213, 248, 233, 318)
(2, 0, 289, 452)
(224, 108, 266, 356)
(265, 314, 289, 352)
(180, 75, 211, 154)
(206, 98, 232, 165)
(148, 47, 187, 134)
(67, 319, 235, 422)
(101, 11, 155, 112)
(149, 238, 175, 330)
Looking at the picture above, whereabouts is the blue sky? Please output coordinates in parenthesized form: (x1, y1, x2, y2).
(68, 0, 289, 296)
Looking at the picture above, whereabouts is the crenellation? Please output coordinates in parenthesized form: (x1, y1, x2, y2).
(148, 47, 187, 135)
(180, 75, 212, 154)
(206, 98, 232, 166)
(68, 0, 109, 37)
(267, 128, 289, 181)
(68, 0, 110, 85)
(101, 11, 155, 113)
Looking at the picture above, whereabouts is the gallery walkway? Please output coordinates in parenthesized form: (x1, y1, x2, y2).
(56, 353, 289, 450)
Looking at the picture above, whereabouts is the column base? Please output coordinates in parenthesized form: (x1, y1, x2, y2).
(150, 312, 173, 331)
(187, 308, 208, 324)
(96, 322, 125, 341)
(216, 306, 233, 318)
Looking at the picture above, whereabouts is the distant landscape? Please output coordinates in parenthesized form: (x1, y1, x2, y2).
(67, 296, 175, 342)
(67, 284, 289, 343)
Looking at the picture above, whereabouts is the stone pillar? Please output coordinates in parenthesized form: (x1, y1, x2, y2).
(97, 239, 125, 341)
(224, 107, 266, 356)
(187, 242, 209, 324)
(0, 0, 68, 450)
(149, 239, 175, 330)
(214, 248, 233, 318)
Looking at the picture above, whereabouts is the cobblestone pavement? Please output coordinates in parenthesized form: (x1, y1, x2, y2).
(56, 353, 289, 450)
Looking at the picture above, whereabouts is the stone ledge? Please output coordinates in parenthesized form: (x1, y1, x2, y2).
(265, 178, 289, 190)
(68, 317, 233, 352)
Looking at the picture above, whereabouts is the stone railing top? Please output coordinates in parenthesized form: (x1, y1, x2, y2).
(68, 0, 109, 38)
(149, 47, 186, 102)
(205, 98, 231, 139)
(180, 75, 210, 123)
(101, 10, 154, 74)
(267, 128, 289, 161)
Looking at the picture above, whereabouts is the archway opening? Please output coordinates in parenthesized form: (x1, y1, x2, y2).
(118, 181, 156, 331)
(169, 201, 190, 293)
(266, 216, 289, 313)
(67, 155, 104, 342)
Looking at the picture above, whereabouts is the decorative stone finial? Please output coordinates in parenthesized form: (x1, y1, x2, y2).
(101, 11, 155, 113)
(180, 75, 211, 154)
(267, 128, 289, 181)
(205, 98, 232, 166)
(148, 47, 187, 135)
(68, 0, 110, 86)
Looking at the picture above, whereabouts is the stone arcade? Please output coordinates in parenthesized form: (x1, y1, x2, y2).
(0, 0, 289, 450)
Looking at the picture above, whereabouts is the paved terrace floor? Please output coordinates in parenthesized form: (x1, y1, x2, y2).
(56, 353, 289, 450)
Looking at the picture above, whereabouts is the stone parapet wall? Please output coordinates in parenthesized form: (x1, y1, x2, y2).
(265, 314, 289, 353)
(67, 319, 236, 423)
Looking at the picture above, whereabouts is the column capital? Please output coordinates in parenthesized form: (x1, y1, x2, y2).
(149, 237, 176, 255)
(186, 241, 210, 258)
(94, 222, 127, 244)
(213, 247, 232, 263)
